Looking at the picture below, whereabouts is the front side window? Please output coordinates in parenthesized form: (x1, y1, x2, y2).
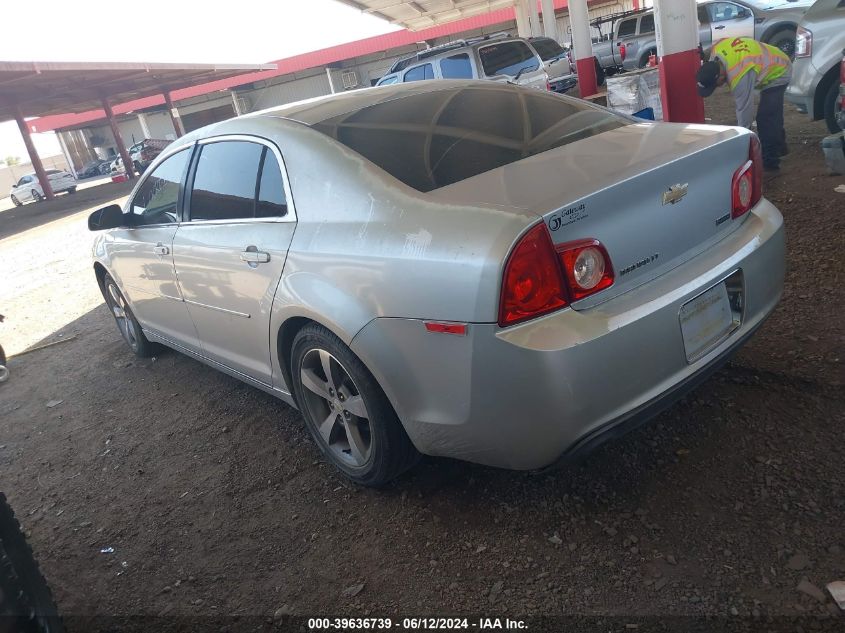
(404, 63, 434, 82)
(189, 141, 264, 222)
(440, 54, 473, 79)
(377, 75, 399, 86)
(531, 38, 565, 61)
(708, 2, 741, 21)
(478, 41, 539, 77)
(130, 148, 190, 225)
(17, 176, 30, 186)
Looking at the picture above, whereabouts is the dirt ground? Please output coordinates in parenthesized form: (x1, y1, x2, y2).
(0, 91, 843, 631)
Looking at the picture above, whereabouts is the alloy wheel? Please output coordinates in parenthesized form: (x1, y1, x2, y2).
(105, 282, 139, 352)
(299, 348, 372, 467)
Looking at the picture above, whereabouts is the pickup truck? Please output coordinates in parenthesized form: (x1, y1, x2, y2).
(591, 1, 812, 77)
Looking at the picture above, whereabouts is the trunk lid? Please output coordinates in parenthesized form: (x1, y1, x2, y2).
(431, 122, 755, 307)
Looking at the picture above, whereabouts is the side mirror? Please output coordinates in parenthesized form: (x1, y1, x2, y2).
(88, 204, 127, 231)
(737, 8, 751, 19)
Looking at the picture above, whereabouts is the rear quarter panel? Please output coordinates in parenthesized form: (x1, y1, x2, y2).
(242, 117, 540, 345)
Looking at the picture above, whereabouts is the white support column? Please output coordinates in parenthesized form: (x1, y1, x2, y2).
(326, 67, 337, 94)
(568, 0, 598, 96)
(137, 112, 151, 139)
(231, 90, 243, 116)
(526, 0, 542, 38)
(514, 1, 531, 38)
(653, 0, 704, 122)
(540, 0, 558, 41)
(56, 130, 78, 179)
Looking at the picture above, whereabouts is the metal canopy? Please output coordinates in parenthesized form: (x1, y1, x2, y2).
(0, 60, 276, 122)
(337, 0, 518, 31)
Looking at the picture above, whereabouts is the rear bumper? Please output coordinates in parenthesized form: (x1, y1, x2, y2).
(351, 199, 785, 470)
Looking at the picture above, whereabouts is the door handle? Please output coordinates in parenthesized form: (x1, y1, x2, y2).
(715, 25, 725, 30)
(153, 244, 169, 256)
(240, 249, 270, 264)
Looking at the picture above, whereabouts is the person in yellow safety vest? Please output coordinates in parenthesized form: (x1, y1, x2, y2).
(696, 37, 792, 172)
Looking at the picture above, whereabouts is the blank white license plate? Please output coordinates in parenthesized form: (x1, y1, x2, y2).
(679, 282, 735, 363)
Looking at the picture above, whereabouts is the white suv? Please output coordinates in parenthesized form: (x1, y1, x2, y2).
(10, 170, 77, 206)
(376, 34, 549, 91)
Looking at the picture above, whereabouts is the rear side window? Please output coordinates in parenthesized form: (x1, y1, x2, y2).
(478, 41, 539, 77)
(130, 149, 190, 225)
(404, 64, 434, 82)
(617, 18, 637, 38)
(312, 85, 627, 193)
(256, 151, 288, 218)
(440, 54, 473, 79)
(190, 141, 263, 221)
(639, 14, 655, 34)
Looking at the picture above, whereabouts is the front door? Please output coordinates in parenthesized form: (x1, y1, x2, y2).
(706, 2, 755, 43)
(107, 147, 202, 353)
(172, 137, 295, 385)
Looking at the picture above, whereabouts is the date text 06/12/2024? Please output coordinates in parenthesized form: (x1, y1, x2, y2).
(307, 617, 528, 630)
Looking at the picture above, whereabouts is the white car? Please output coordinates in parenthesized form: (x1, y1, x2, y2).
(10, 170, 77, 206)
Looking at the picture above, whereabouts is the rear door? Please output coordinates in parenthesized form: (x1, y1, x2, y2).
(171, 135, 296, 385)
(706, 2, 755, 42)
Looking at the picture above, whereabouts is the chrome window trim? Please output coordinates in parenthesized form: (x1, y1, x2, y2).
(186, 134, 298, 226)
(123, 144, 194, 229)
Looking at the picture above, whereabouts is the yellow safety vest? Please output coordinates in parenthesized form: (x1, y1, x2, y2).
(712, 37, 790, 91)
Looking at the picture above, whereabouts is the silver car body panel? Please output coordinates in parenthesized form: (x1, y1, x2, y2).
(93, 81, 785, 470)
(785, 0, 845, 119)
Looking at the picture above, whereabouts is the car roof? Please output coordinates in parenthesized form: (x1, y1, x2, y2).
(250, 80, 525, 127)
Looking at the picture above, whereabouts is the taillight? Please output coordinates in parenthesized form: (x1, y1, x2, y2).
(499, 226, 614, 327)
(795, 26, 812, 58)
(731, 135, 762, 219)
(557, 240, 615, 301)
(499, 224, 568, 326)
(619, 43, 627, 62)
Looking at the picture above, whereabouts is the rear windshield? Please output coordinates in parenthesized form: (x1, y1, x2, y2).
(311, 85, 627, 193)
(531, 38, 565, 61)
(478, 41, 539, 77)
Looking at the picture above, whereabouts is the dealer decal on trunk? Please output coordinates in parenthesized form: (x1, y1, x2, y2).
(547, 202, 588, 232)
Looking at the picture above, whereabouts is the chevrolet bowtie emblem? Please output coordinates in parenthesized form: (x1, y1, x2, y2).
(662, 183, 689, 205)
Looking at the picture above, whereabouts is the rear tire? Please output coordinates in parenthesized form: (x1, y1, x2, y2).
(291, 323, 419, 486)
(31, 190, 43, 203)
(67, 187, 76, 194)
(10, 195, 21, 207)
(102, 274, 159, 358)
(0, 492, 65, 633)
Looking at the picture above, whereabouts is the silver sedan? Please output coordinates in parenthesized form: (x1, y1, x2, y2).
(89, 80, 785, 486)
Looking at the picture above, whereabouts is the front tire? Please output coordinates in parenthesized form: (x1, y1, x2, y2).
(102, 274, 158, 358)
(291, 323, 419, 486)
(823, 79, 841, 134)
(767, 28, 796, 60)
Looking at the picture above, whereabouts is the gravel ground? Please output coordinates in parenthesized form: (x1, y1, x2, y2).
(0, 91, 843, 632)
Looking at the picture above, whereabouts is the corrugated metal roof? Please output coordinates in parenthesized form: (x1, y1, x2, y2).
(30, 0, 574, 133)
(336, 0, 519, 31)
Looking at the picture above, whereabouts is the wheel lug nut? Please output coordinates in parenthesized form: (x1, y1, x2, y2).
(344, 410, 351, 419)
(329, 402, 334, 409)
(328, 388, 334, 396)
(339, 393, 345, 402)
